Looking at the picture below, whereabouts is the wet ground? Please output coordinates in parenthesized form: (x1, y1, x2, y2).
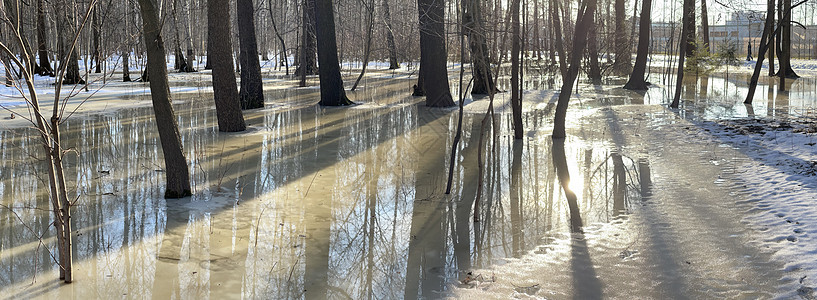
(1, 70, 816, 299)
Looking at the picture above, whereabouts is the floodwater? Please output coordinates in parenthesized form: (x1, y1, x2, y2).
(0, 70, 814, 299)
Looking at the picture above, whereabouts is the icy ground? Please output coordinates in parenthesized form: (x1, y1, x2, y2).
(1, 55, 817, 298)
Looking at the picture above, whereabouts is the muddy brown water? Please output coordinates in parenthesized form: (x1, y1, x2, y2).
(0, 72, 814, 299)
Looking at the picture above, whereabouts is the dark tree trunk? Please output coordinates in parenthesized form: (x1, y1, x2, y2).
(683, 0, 696, 57)
(296, 0, 318, 76)
(351, 0, 375, 91)
(314, 0, 353, 105)
(140, 67, 149, 82)
(552, 0, 597, 139)
(416, 0, 454, 107)
(237, 0, 264, 109)
(137, 0, 192, 199)
(36, 0, 54, 76)
(613, 0, 631, 74)
(671, 0, 694, 108)
(55, 1, 85, 85)
(701, 0, 710, 53)
(62, 51, 85, 85)
(171, 0, 196, 72)
(382, 0, 399, 69)
(624, 0, 652, 90)
(92, 8, 101, 73)
(267, 0, 289, 75)
(745, 0, 776, 104)
(586, 11, 602, 84)
(205, 35, 212, 70)
(511, 0, 523, 139)
(4, 0, 38, 75)
(779, 0, 798, 78)
(123, 1, 132, 82)
(551, 0, 567, 77)
(768, 0, 775, 76)
(464, 0, 495, 95)
(208, 0, 247, 131)
(123, 51, 132, 82)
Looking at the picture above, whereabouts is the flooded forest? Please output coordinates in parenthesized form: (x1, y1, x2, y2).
(1, 0, 817, 298)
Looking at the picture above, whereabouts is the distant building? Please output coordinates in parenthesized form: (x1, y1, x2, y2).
(648, 11, 817, 59)
(708, 11, 764, 54)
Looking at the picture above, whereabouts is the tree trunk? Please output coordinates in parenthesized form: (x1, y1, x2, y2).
(92, 7, 101, 73)
(624, 0, 652, 90)
(683, 0, 696, 57)
(171, 0, 195, 72)
(123, 51, 131, 82)
(137, 0, 193, 198)
(551, 0, 567, 77)
(36, 0, 54, 76)
(671, 0, 694, 108)
(351, 0, 375, 91)
(779, 0, 798, 78)
(182, 0, 196, 68)
(237, 0, 264, 109)
(296, 0, 318, 76)
(552, 0, 598, 139)
(314, 0, 353, 105)
(205, 33, 213, 70)
(464, 0, 496, 95)
(55, 0, 85, 85)
(586, 11, 602, 84)
(382, 0, 399, 69)
(416, 0, 454, 107)
(268, 0, 289, 75)
(701, 0, 710, 53)
(768, 0, 776, 76)
(208, 0, 247, 131)
(511, 0, 523, 139)
(745, 0, 776, 104)
(613, 0, 631, 74)
(3, 0, 38, 76)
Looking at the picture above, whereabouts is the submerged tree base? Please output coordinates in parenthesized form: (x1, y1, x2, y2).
(165, 189, 193, 199)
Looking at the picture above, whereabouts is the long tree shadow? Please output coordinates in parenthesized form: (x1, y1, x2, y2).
(0, 75, 465, 297)
(552, 138, 603, 299)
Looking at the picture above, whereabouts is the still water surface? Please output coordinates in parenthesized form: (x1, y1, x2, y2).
(0, 72, 814, 298)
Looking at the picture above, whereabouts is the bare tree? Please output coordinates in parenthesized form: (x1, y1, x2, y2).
(612, 0, 630, 74)
(382, 0, 399, 69)
(701, 0, 711, 53)
(55, 0, 85, 85)
(237, 0, 264, 109)
(624, 0, 652, 90)
(670, 0, 694, 108)
(137, 0, 193, 198)
(296, 0, 317, 78)
(463, 0, 495, 95)
(351, 0, 376, 91)
(35, 0, 53, 76)
(511, 0, 523, 139)
(0, 0, 100, 283)
(778, 0, 798, 78)
(315, 0, 353, 105)
(553, 0, 598, 139)
(208, 0, 247, 131)
(267, 0, 289, 75)
(415, 0, 454, 107)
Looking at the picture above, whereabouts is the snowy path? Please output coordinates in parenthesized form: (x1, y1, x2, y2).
(452, 105, 814, 299)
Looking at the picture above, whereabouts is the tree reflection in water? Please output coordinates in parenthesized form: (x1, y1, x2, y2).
(0, 76, 656, 298)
